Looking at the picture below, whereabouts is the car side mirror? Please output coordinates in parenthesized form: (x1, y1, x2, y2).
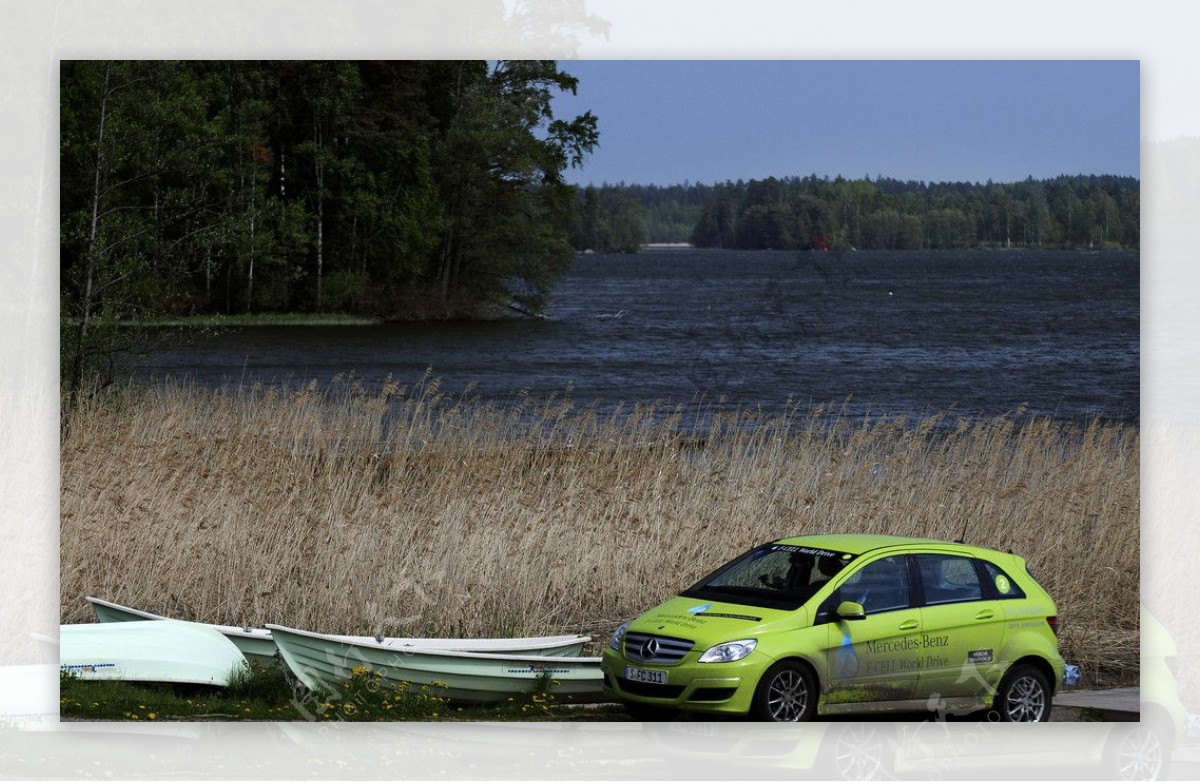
(836, 600, 866, 620)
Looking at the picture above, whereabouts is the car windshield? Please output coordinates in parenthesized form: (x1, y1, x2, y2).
(681, 543, 854, 611)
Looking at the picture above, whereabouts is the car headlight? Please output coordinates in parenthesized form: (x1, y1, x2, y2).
(698, 639, 758, 663)
(609, 622, 630, 651)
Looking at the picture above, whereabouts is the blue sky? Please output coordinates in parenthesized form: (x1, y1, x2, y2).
(552, 60, 1140, 187)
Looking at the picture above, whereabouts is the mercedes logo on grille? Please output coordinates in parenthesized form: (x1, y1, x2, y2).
(639, 637, 659, 659)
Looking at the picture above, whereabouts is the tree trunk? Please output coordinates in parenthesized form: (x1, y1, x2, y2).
(246, 211, 255, 314)
(69, 60, 113, 401)
(316, 210, 323, 310)
(313, 110, 324, 312)
(439, 232, 454, 308)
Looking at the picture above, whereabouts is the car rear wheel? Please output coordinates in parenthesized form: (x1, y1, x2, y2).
(752, 661, 817, 722)
(992, 664, 1052, 722)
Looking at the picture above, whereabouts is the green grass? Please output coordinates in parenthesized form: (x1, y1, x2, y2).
(138, 313, 381, 327)
(59, 665, 628, 722)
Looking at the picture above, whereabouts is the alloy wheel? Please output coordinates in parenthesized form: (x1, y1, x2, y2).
(1003, 672, 1047, 722)
(1112, 727, 1166, 781)
(766, 668, 811, 721)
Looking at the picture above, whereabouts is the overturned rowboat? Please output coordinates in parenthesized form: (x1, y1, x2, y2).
(60, 620, 249, 687)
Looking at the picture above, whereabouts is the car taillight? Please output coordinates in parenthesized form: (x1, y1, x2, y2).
(1047, 616, 1059, 636)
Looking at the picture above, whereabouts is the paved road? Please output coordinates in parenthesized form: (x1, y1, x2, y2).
(1054, 686, 1140, 718)
(1173, 747, 1200, 780)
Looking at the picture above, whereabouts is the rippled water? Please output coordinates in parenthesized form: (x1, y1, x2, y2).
(137, 249, 1139, 424)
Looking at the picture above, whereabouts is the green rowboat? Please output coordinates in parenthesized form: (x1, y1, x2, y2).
(86, 596, 279, 667)
(266, 623, 605, 704)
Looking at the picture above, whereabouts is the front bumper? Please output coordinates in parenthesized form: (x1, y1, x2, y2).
(600, 648, 763, 715)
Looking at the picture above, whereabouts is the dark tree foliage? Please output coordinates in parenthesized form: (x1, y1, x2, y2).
(570, 182, 705, 247)
(569, 185, 646, 252)
(572, 174, 1139, 252)
(60, 60, 597, 396)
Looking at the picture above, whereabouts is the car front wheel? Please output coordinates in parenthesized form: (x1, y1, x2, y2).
(752, 661, 817, 722)
(992, 664, 1052, 722)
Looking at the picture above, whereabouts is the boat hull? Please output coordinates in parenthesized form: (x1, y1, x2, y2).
(86, 596, 590, 669)
(267, 623, 605, 704)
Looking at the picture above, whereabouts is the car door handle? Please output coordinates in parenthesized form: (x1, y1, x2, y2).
(898, 619, 920, 631)
(975, 609, 996, 620)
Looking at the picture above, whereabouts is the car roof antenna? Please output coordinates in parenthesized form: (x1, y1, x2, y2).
(955, 516, 970, 545)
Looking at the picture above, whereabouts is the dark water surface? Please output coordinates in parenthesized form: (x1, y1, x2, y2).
(137, 249, 1139, 424)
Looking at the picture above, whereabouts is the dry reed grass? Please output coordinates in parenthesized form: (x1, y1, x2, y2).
(60, 376, 1139, 685)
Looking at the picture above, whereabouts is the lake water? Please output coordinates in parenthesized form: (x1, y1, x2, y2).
(137, 249, 1140, 425)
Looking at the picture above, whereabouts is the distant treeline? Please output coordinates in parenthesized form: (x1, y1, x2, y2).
(60, 59, 597, 396)
(571, 174, 1139, 252)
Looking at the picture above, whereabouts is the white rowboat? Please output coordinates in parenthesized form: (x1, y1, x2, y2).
(60, 620, 249, 687)
(86, 597, 592, 667)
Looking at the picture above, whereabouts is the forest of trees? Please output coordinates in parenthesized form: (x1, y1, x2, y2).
(60, 59, 597, 396)
(571, 174, 1139, 252)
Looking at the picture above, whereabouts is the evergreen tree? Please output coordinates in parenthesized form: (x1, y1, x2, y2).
(60, 59, 600, 396)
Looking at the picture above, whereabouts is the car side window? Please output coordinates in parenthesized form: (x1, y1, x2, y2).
(916, 554, 983, 605)
(836, 555, 911, 615)
(978, 559, 1027, 600)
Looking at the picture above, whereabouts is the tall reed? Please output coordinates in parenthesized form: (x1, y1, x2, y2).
(60, 378, 1139, 684)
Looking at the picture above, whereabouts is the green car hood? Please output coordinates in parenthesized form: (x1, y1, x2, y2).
(630, 595, 806, 647)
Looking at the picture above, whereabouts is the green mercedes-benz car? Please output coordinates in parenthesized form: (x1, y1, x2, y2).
(602, 534, 1069, 722)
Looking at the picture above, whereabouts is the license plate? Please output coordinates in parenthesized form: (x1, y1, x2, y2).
(670, 722, 716, 737)
(625, 665, 667, 685)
